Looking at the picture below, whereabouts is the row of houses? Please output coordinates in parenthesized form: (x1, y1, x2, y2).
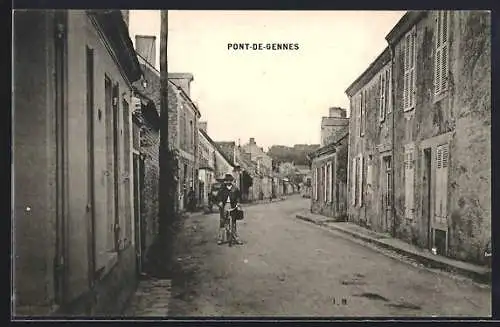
(309, 10, 491, 266)
(12, 9, 300, 316)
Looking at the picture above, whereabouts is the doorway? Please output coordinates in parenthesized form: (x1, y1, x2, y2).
(422, 148, 432, 249)
(132, 153, 145, 275)
(85, 45, 96, 288)
(54, 10, 68, 306)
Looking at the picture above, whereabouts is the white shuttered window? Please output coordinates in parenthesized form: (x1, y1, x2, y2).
(351, 158, 357, 205)
(358, 154, 364, 206)
(434, 11, 450, 96)
(379, 71, 386, 122)
(404, 147, 415, 219)
(329, 161, 334, 203)
(403, 26, 417, 111)
(323, 165, 328, 202)
(435, 144, 449, 224)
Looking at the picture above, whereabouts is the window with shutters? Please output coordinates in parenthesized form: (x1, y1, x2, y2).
(367, 155, 373, 188)
(403, 26, 417, 111)
(352, 158, 358, 206)
(363, 89, 367, 135)
(435, 144, 449, 224)
(316, 166, 321, 201)
(323, 164, 328, 202)
(404, 147, 415, 219)
(329, 161, 334, 203)
(313, 168, 317, 200)
(358, 154, 364, 206)
(379, 71, 386, 122)
(386, 67, 392, 114)
(434, 11, 450, 97)
(359, 92, 364, 137)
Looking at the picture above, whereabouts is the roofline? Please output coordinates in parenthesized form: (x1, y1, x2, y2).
(385, 11, 428, 46)
(309, 131, 349, 159)
(198, 129, 236, 167)
(345, 47, 391, 97)
(135, 54, 201, 118)
(87, 10, 142, 83)
(170, 80, 201, 118)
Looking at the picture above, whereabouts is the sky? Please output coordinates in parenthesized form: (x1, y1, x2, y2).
(129, 10, 405, 150)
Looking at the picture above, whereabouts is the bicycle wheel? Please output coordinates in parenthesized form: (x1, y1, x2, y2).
(227, 212, 233, 247)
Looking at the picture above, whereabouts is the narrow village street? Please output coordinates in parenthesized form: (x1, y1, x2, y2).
(162, 195, 490, 317)
(13, 10, 493, 319)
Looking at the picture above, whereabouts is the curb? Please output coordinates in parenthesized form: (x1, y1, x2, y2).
(296, 214, 491, 285)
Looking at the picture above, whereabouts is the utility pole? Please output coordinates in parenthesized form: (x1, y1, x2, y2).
(157, 9, 173, 275)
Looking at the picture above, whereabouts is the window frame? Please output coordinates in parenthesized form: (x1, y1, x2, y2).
(434, 10, 450, 98)
(403, 26, 417, 112)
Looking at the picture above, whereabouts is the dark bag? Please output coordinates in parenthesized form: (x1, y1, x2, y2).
(231, 207, 244, 220)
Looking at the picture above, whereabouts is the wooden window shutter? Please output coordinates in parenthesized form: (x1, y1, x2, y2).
(441, 144, 449, 219)
(317, 167, 321, 201)
(379, 73, 386, 122)
(357, 94, 362, 137)
(387, 68, 392, 113)
(330, 161, 334, 203)
(435, 144, 450, 223)
(351, 158, 357, 205)
(408, 150, 415, 219)
(434, 11, 449, 96)
(359, 92, 364, 137)
(324, 164, 327, 202)
(410, 28, 416, 108)
(441, 11, 449, 92)
(358, 154, 363, 205)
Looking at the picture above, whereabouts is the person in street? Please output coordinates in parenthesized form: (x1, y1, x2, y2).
(216, 173, 243, 245)
(188, 187, 196, 212)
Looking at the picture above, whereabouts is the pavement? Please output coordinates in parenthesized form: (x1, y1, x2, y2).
(124, 195, 491, 317)
(295, 211, 492, 285)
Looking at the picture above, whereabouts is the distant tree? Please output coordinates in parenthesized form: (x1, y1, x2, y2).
(268, 144, 320, 166)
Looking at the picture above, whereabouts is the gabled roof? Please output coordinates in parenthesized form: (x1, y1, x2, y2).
(309, 127, 349, 160)
(385, 11, 427, 45)
(87, 10, 142, 83)
(133, 53, 201, 118)
(198, 129, 235, 168)
(345, 47, 391, 97)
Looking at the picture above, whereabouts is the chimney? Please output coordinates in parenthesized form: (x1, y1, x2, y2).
(121, 10, 129, 27)
(329, 107, 347, 118)
(199, 121, 207, 133)
(168, 73, 194, 96)
(249, 137, 256, 145)
(135, 35, 156, 67)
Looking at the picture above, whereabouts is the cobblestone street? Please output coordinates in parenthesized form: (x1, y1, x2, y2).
(147, 195, 492, 317)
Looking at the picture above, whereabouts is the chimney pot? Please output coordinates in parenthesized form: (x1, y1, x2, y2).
(329, 107, 347, 118)
(168, 73, 194, 97)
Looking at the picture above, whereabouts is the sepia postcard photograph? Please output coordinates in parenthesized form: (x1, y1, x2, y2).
(11, 9, 492, 319)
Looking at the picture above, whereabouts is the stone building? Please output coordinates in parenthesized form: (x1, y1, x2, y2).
(167, 73, 201, 212)
(240, 138, 274, 199)
(321, 107, 349, 146)
(346, 47, 393, 232)
(13, 10, 142, 315)
(346, 10, 491, 265)
(130, 49, 162, 275)
(310, 120, 349, 219)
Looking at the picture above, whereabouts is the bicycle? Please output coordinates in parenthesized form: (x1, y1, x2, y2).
(222, 205, 240, 247)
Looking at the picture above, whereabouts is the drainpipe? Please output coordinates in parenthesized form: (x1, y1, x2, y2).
(389, 43, 397, 238)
